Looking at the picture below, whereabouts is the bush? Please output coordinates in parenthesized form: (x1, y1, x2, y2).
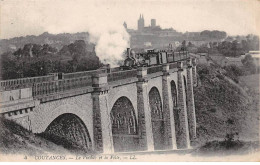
(223, 132, 240, 149)
(241, 55, 257, 74)
(197, 64, 210, 80)
(223, 65, 244, 83)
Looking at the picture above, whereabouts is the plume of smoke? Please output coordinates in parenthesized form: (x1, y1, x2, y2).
(88, 23, 130, 67)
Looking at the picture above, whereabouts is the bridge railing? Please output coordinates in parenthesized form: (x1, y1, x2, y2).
(107, 69, 137, 82)
(62, 69, 107, 79)
(32, 75, 92, 97)
(169, 62, 178, 69)
(173, 51, 190, 62)
(0, 74, 57, 90)
(147, 65, 162, 74)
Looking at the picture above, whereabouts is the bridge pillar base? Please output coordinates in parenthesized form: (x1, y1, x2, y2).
(92, 73, 114, 154)
(136, 67, 154, 152)
(186, 60, 197, 141)
(162, 64, 176, 150)
(176, 62, 190, 149)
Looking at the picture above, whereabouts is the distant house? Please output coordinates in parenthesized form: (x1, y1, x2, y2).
(248, 50, 260, 55)
(173, 41, 180, 48)
(246, 50, 260, 67)
(246, 51, 260, 59)
(144, 42, 152, 47)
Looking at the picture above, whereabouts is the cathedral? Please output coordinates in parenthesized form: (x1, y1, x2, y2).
(138, 14, 145, 31)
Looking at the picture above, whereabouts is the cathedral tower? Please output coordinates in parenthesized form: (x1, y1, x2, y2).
(138, 14, 144, 31)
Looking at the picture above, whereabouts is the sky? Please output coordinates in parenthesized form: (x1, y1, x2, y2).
(0, 0, 259, 39)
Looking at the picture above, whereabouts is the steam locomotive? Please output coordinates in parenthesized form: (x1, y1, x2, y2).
(121, 48, 189, 70)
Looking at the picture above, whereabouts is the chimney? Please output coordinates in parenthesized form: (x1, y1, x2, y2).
(106, 64, 111, 73)
(127, 48, 131, 58)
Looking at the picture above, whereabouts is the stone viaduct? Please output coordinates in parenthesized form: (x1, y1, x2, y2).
(0, 58, 198, 154)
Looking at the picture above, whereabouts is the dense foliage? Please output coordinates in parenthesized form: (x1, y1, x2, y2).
(241, 55, 258, 74)
(200, 30, 227, 40)
(1, 40, 101, 80)
(196, 34, 259, 57)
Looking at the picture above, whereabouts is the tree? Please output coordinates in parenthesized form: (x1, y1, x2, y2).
(1, 52, 19, 79)
(241, 40, 249, 52)
(241, 55, 257, 74)
(200, 30, 227, 39)
(197, 45, 209, 53)
(188, 41, 193, 47)
(223, 65, 244, 83)
(181, 40, 187, 51)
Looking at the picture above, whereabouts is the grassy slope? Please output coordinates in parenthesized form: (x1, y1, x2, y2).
(0, 117, 71, 156)
(193, 63, 259, 154)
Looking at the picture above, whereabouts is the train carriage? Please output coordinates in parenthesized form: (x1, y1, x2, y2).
(121, 48, 189, 70)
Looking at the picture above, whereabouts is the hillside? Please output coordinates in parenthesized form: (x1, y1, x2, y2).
(0, 117, 72, 156)
(193, 63, 259, 155)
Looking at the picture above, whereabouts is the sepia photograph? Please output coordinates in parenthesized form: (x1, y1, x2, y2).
(0, 0, 259, 162)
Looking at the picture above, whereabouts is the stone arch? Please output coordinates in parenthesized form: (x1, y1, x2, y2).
(110, 96, 139, 152)
(171, 80, 178, 107)
(148, 87, 166, 150)
(32, 102, 94, 145)
(147, 77, 163, 102)
(40, 113, 92, 152)
(109, 87, 138, 119)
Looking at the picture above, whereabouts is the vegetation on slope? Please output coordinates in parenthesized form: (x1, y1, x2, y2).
(193, 63, 259, 155)
(0, 116, 71, 156)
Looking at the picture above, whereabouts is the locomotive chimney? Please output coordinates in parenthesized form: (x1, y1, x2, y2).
(106, 64, 111, 73)
(127, 48, 131, 58)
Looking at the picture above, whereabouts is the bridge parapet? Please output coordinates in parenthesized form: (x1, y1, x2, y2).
(173, 51, 189, 61)
(169, 62, 178, 69)
(0, 74, 57, 91)
(30, 60, 193, 98)
(62, 69, 107, 79)
(0, 88, 39, 118)
(32, 75, 92, 97)
(147, 65, 162, 74)
(107, 69, 137, 82)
